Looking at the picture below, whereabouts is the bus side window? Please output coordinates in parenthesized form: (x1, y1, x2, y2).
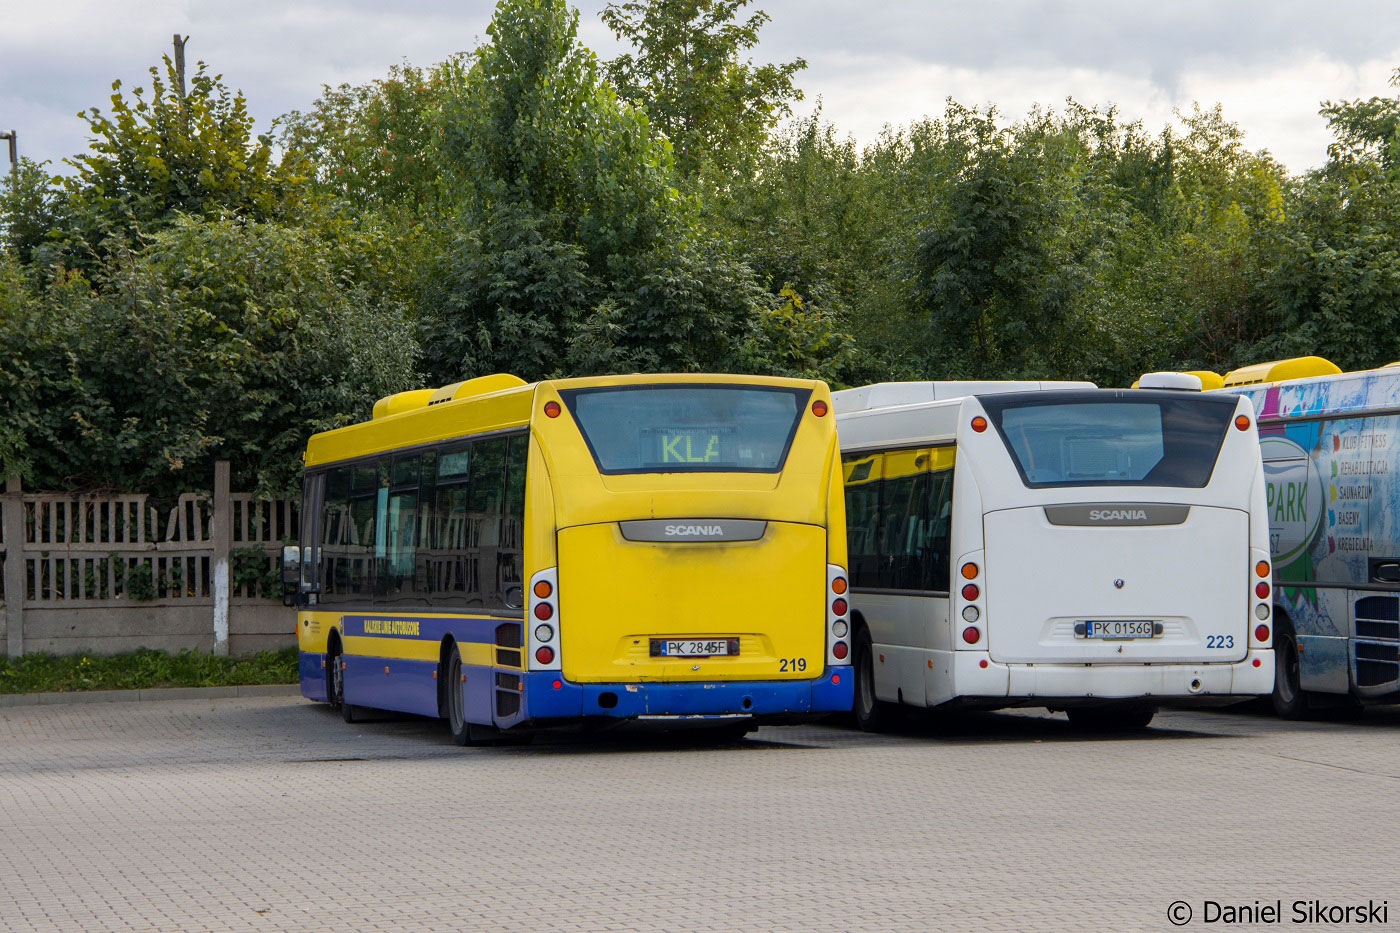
(427, 446, 472, 607)
(469, 437, 510, 609)
(349, 461, 382, 598)
(843, 453, 884, 589)
(1366, 415, 1399, 584)
(380, 455, 420, 606)
(500, 435, 528, 602)
(318, 466, 354, 604)
(924, 463, 954, 592)
(298, 472, 322, 593)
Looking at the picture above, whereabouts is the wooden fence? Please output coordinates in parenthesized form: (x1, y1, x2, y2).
(0, 463, 298, 657)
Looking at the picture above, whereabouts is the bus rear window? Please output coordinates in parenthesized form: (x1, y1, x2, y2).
(558, 385, 810, 474)
(979, 394, 1237, 488)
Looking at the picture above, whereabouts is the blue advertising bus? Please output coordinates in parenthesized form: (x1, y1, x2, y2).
(1221, 357, 1400, 717)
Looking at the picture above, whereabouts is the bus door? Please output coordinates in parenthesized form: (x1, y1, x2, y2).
(972, 393, 1252, 666)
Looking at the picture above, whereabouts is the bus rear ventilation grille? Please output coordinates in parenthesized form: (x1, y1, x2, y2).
(495, 690, 521, 718)
(495, 622, 523, 649)
(1356, 619, 1400, 640)
(1355, 658, 1398, 688)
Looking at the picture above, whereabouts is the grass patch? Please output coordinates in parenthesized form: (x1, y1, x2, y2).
(0, 647, 299, 694)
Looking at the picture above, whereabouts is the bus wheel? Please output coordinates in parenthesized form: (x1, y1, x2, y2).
(445, 644, 472, 745)
(853, 628, 896, 732)
(1272, 629, 1309, 720)
(443, 645, 506, 746)
(326, 641, 345, 712)
(1066, 703, 1156, 731)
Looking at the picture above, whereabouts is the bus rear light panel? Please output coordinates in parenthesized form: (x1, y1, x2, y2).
(528, 567, 561, 671)
(828, 565, 852, 666)
(1251, 557, 1272, 648)
(957, 556, 983, 647)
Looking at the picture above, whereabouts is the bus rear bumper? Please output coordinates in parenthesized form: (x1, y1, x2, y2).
(520, 667, 853, 722)
(947, 648, 1275, 701)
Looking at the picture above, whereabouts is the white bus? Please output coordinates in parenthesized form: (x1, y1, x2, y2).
(834, 379, 1275, 730)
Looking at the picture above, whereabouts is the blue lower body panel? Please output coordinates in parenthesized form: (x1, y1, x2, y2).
(521, 667, 853, 722)
(342, 656, 439, 718)
(299, 651, 328, 702)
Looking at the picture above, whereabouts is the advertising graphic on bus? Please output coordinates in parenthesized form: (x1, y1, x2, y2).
(1220, 358, 1400, 715)
(834, 380, 1274, 731)
(283, 373, 853, 744)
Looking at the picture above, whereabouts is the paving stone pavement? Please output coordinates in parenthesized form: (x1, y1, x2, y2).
(0, 697, 1397, 931)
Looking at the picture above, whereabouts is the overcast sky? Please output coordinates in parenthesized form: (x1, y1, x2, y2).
(4, 1, 1399, 174)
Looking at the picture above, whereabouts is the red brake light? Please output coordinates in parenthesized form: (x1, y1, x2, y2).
(1255, 624, 1270, 642)
(1235, 414, 1251, 431)
(961, 583, 979, 601)
(535, 646, 555, 664)
(1255, 581, 1270, 599)
(832, 642, 848, 660)
(962, 626, 981, 645)
(971, 416, 988, 433)
(832, 598, 848, 616)
(533, 602, 553, 620)
(544, 400, 561, 418)
(811, 399, 828, 417)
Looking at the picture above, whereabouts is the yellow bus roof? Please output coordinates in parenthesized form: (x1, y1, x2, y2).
(303, 372, 827, 468)
(1221, 356, 1341, 388)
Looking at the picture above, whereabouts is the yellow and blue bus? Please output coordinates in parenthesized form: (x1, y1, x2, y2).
(283, 373, 853, 744)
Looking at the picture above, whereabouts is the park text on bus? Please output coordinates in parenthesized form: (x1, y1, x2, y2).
(834, 379, 1274, 731)
(283, 372, 853, 744)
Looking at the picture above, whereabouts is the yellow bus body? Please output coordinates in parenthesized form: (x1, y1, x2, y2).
(294, 372, 852, 733)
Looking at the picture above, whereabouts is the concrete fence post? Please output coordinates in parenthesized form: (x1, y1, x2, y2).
(211, 461, 231, 656)
(3, 474, 23, 658)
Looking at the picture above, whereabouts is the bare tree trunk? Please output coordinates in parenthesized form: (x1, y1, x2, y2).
(173, 34, 189, 103)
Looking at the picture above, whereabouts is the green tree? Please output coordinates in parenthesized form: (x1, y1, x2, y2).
(279, 58, 470, 214)
(602, 0, 806, 179)
(0, 216, 417, 495)
(1246, 76, 1400, 370)
(420, 0, 843, 384)
(0, 158, 67, 266)
(64, 54, 304, 246)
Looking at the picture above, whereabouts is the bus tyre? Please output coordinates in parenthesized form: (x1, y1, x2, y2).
(1066, 703, 1156, 731)
(1272, 629, 1309, 720)
(443, 644, 507, 746)
(853, 627, 897, 733)
(326, 641, 344, 712)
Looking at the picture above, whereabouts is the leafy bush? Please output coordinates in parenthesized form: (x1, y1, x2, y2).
(0, 648, 298, 694)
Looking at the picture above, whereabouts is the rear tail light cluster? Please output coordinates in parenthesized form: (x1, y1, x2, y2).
(828, 565, 851, 665)
(1251, 559, 1272, 646)
(959, 561, 983, 645)
(528, 568, 561, 671)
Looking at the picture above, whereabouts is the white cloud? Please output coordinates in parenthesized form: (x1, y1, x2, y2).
(1, 0, 1397, 173)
